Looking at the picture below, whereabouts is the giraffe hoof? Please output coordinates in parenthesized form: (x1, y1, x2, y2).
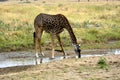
(63, 53, 67, 58)
(50, 56, 55, 59)
(63, 56, 66, 59)
(50, 58, 54, 60)
(35, 53, 39, 58)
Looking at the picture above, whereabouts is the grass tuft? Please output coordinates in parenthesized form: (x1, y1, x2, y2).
(97, 57, 108, 69)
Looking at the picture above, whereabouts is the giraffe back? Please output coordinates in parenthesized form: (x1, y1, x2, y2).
(34, 13, 68, 34)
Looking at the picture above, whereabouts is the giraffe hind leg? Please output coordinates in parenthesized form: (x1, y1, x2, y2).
(35, 27, 44, 58)
(35, 34, 39, 58)
(38, 28, 45, 57)
(38, 38, 45, 57)
(33, 32, 39, 57)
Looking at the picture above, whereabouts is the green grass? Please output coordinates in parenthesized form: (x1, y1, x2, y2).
(97, 57, 108, 69)
(0, 2, 120, 51)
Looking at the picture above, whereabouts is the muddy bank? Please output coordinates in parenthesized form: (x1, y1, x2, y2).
(0, 49, 117, 68)
(0, 54, 120, 80)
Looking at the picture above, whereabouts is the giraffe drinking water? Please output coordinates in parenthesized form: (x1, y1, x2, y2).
(34, 13, 81, 58)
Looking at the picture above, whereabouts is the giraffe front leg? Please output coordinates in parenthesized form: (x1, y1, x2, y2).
(57, 35, 67, 58)
(51, 34, 55, 59)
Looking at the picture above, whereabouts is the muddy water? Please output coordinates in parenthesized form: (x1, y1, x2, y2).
(0, 49, 120, 68)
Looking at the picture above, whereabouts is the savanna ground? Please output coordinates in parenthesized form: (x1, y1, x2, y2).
(0, 54, 120, 80)
(0, 0, 120, 80)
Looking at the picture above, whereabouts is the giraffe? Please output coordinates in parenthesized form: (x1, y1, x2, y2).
(34, 13, 81, 58)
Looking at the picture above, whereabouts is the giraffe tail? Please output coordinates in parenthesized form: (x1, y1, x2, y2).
(33, 32, 36, 45)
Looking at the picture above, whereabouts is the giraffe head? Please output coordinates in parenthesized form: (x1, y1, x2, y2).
(73, 44, 81, 58)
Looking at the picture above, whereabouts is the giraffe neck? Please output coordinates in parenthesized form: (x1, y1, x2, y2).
(67, 25, 77, 45)
(65, 24, 81, 58)
(62, 15, 77, 45)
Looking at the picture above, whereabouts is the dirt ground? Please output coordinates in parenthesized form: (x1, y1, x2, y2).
(0, 54, 120, 80)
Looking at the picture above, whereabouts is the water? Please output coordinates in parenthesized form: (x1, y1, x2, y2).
(0, 49, 120, 68)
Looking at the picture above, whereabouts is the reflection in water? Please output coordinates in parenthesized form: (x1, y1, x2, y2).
(35, 57, 41, 65)
(0, 49, 120, 68)
(0, 58, 35, 68)
(115, 49, 120, 55)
